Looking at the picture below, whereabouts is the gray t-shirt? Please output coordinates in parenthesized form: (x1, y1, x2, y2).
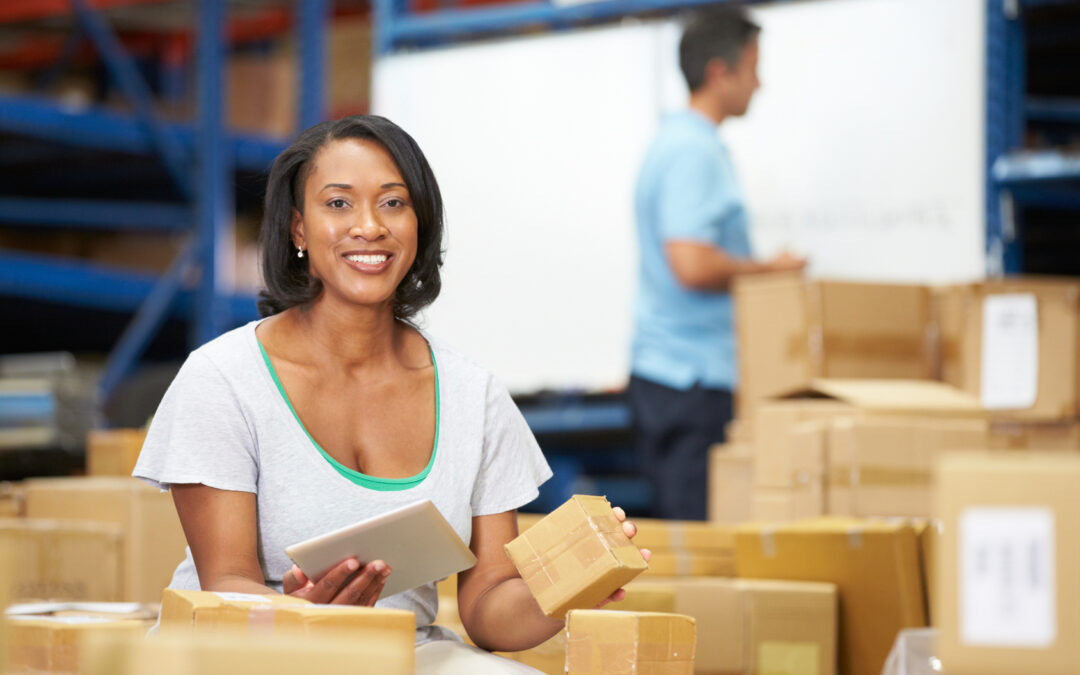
(133, 320, 552, 644)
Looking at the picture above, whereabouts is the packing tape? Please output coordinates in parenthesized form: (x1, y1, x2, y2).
(760, 528, 777, 559)
(517, 516, 633, 592)
(675, 551, 691, 576)
(668, 523, 686, 550)
(829, 465, 931, 488)
(846, 527, 863, 550)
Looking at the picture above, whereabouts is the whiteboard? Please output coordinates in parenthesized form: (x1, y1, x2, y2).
(372, 0, 985, 393)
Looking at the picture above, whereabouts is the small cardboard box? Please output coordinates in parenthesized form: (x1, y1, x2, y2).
(708, 444, 754, 524)
(5, 614, 151, 674)
(627, 577, 837, 675)
(82, 628, 413, 675)
(24, 477, 187, 603)
(912, 519, 941, 627)
(86, 429, 147, 478)
(755, 379, 984, 488)
(734, 275, 936, 416)
(938, 278, 1080, 420)
(0, 518, 124, 602)
(936, 452, 1080, 675)
(159, 590, 309, 632)
(736, 517, 925, 675)
(565, 610, 695, 675)
(505, 495, 648, 618)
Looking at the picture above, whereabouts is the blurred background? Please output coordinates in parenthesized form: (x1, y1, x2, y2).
(0, 0, 1077, 512)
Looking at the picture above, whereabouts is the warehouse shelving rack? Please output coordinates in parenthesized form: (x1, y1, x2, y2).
(0, 0, 334, 405)
(987, 0, 1080, 275)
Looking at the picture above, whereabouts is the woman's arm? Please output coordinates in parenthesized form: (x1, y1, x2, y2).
(171, 483, 389, 604)
(456, 507, 650, 652)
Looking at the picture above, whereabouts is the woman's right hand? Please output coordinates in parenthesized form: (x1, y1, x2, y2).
(283, 558, 391, 606)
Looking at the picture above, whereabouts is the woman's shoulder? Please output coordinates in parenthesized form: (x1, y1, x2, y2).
(421, 330, 495, 387)
(182, 320, 262, 380)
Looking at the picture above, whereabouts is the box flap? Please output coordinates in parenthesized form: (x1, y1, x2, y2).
(774, 379, 982, 413)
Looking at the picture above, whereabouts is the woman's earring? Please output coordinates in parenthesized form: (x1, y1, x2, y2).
(297, 246, 304, 259)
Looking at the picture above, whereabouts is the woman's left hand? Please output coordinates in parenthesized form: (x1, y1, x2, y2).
(594, 506, 651, 608)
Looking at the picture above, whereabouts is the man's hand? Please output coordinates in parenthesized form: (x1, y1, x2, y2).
(767, 250, 807, 273)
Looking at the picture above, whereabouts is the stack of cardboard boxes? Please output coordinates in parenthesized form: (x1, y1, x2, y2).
(702, 273, 1080, 674)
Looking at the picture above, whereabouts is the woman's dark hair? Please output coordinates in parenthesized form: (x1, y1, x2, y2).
(257, 114, 445, 322)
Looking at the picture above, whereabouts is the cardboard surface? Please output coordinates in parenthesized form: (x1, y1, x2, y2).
(271, 605, 414, 652)
(627, 577, 837, 675)
(159, 589, 309, 632)
(828, 417, 989, 518)
(735, 275, 936, 417)
(642, 550, 736, 578)
(0, 482, 25, 518)
(988, 420, 1080, 450)
(939, 278, 1080, 420)
(736, 517, 926, 675)
(631, 519, 736, 552)
(505, 495, 648, 618)
(936, 452, 1080, 675)
(708, 444, 754, 524)
(0, 518, 124, 602)
(5, 614, 151, 674)
(565, 610, 696, 675)
(86, 429, 147, 477)
(24, 477, 188, 603)
(82, 628, 413, 674)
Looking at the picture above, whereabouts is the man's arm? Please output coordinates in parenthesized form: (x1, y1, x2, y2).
(665, 240, 806, 291)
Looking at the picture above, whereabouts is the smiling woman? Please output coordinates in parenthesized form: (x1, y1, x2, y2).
(131, 114, 650, 674)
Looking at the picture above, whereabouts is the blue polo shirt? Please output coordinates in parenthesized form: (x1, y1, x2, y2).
(631, 110, 752, 391)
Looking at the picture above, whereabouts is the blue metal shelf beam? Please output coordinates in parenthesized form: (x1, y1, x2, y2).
(520, 401, 631, 436)
(0, 197, 189, 231)
(375, 0, 755, 53)
(1026, 97, 1080, 123)
(0, 250, 259, 323)
(0, 95, 287, 173)
(993, 151, 1080, 185)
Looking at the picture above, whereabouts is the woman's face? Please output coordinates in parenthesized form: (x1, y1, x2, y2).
(292, 138, 418, 311)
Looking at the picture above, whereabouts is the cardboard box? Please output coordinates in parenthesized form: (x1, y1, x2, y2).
(828, 416, 989, 518)
(0, 518, 124, 602)
(988, 419, 1080, 450)
(936, 452, 1080, 675)
(5, 615, 152, 674)
(86, 429, 147, 477)
(642, 550, 736, 577)
(736, 517, 926, 675)
(505, 495, 648, 618)
(565, 610, 695, 675)
(327, 17, 372, 118)
(24, 477, 188, 603)
(631, 518, 735, 552)
(159, 590, 308, 632)
(708, 444, 754, 523)
(627, 577, 837, 675)
(754, 379, 983, 488)
(939, 278, 1080, 420)
(227, 51, 295, 137)
(734, 275, 936, 416)
(83, 628, 413, 675)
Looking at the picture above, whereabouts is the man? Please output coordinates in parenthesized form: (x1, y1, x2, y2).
(630, 7, 805, 520)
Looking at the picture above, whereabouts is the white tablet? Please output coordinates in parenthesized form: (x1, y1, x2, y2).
(284, 500, 477, 599)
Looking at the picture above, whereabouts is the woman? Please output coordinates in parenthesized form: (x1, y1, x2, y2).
(133, 115, 649, 673)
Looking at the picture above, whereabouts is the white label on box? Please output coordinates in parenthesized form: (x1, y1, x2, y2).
(960, 507, 1056, 647)
(212, 592, 272, 603)
(980, 294, 1038, 410)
